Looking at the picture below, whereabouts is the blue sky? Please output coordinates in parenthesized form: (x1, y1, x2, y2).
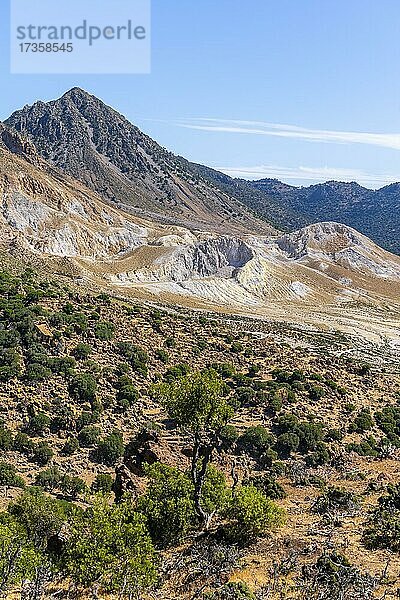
(1, 0, 400, 188)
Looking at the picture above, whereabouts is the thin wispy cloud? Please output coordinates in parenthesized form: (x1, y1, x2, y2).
(177, 118, 400, 151)
(213, 164, 397, 189)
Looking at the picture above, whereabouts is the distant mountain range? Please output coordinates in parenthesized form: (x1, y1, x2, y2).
(249, 178, 400, 255)
(4, 87, 400, 255)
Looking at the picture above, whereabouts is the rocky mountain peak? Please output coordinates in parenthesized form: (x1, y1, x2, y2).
(5, 90, 273, 237)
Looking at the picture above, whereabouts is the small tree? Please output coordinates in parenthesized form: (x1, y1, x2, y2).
(152, 368, 234, 526)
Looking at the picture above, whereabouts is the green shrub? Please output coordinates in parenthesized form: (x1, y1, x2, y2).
(219, 425, 239, 450)
(305, 442, 331, 467)
(235, 386, 256, 406)
(25, 363, 52, 382)
(69, 372, 97, 404)
(155, 348, 169, 363)
(363, 483, 400, 551)
(8, 487, 70, 550)
(211, 362, 236, 379)
(116, 342, 148, 376)
(78, 426, 101, 448)
(137, 463, 196, 547)
(0, 427, 13, 450)
(76, 410, 97, 430)
(308, 384, 325, 401)
(347, 436, 378, 457)
(314, 487, 359, 515)
(237, 426, 274, 458)
(268, 392, 283, 413)
(225, 485, 285, 542)
(272, 369, 304, 384)
(72, 343, 92, 360)
(230, 341, 243, 353)
(62, 437, 80, 456)
(94, 321, 115, 341)
(69, 312, 88, 333)
(33, 441, 54, 465)
(326, 428, 343, 442)
(375, 405, 400, 437)
(201, 465, 231, 517)
(164, 336, 176, 349)
(13, 432, 35, 455)
(260, 447, 279, 468)
(35, 466, 62, 491)
(50, 355, 76, 376)
(163, 362, 190, 382)
(275, 413, 324, 454)
(276, 432, 300, 456)
(204, 581, 255, 599)
(50, 406, 75, 434)
(91, 473, 114, 494)
(59, 475, 88, 499)
(0, 519, 40, 592)
(0, 348, 21, 381)
(26, 412, 50, 436)
(0, 462, 25, 487)
(248, 475, 286, 500)
(349, 408, 374, 433)
(116, 381, 139, 409)
(297, 551, 374, 599)
(63, 497, 157, 593)
(95, 432, 124, 465)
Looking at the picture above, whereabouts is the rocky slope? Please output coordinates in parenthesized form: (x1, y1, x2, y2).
(5, 88, 275, 236)
(1, 267, 399, 599)
(251, 178, 400, 255)
(0, 123, 151, 259)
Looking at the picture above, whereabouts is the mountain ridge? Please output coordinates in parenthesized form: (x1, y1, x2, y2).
(250, 177, 400, 254)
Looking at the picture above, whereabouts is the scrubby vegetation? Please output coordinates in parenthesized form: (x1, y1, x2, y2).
(0, 268, 399, 598)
